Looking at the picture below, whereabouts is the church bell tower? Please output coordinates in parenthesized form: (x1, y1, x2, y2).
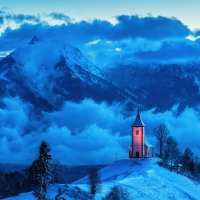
(129, 109, 145, 158)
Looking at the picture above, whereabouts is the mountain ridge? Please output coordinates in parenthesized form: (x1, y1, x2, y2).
(103, 61, 200, 114)
(0, 37, 140, 112)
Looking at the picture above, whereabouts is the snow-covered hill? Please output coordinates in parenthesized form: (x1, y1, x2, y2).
(5, 158, 200, 199)
(75, 158, 200, 199)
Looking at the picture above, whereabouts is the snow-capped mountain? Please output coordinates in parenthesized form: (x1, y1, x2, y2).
(1, 35, 199, 115)
(103, 62, 200, 114)
(0, 36, 138, 112)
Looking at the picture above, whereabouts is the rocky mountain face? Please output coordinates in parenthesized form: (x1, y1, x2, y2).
(103, 62, 200, 114)
(0, 37, 138, 113)
(0, 36, 200, 115)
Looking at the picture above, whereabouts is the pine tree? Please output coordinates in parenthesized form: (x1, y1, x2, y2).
(163, 136, 180, 166)
(29, 141, 53, 200)
(181, 148, 194, 173)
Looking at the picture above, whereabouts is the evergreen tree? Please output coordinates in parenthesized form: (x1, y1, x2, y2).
(29, 141, 53, 200)
(193, 155, 200, 180)
(0, 171, 6, 199)
(163, 136, 180, 166)
(189, 159, 195, 174)
(0, 171, 25, 199)
(87, 169, 102, 195)
(181, 148, 194, 173)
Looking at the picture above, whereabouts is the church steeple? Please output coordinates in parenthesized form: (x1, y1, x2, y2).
(129, 109, 145, 158)
(132, 109, 145, 127)
(129, 108, 153, 158)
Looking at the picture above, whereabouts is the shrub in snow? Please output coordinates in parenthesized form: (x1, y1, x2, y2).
(55, 185, 94, 200)
(55, 187, 66, 200)
(153, 124, 169, 158)
(103, 185, 131, 200)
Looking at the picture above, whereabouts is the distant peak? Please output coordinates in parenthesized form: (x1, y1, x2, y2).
(29, 36, 40, 45)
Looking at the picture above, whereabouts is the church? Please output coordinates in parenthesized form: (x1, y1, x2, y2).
(129, 109, 153, 158)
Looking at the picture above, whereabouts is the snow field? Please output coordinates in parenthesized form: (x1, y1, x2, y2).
(4, 158, 200, 200)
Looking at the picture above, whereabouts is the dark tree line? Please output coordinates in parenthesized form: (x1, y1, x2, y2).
(0, 140, 133, 199)
(154, 124, 200, 181)
(0, 171, 26, 199)
(0, 140, 53, 199)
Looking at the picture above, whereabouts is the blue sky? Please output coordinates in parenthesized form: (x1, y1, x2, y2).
(1, 0, 200, 30)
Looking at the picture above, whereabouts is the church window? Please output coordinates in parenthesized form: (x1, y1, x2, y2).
(136, 130, 139, 135)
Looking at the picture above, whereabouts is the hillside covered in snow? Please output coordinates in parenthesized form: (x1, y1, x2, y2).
(4, 158, 200, 200)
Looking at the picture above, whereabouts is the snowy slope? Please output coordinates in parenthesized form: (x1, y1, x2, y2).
(12, 36, 103, 80)
(75, 158, 200, 200)
(3, 184, 93, 200)
(5, 158, 200, 200)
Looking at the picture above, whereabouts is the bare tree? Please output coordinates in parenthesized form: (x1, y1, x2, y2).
(87, 169, 102, 195)
(153, 124, 169, 158)
(51, 159, 66, 184)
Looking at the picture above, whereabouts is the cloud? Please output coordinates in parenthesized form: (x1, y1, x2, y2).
(45, 99, 131, 136)
(143, 106, 200, 156)
(0, 11, 192, 41)
(0, 10, 41, 26)
(0, 11, 198, 66)
(0, 16, 3, 24)
(45, 124, 129, 165)
(0, 97, 29, 130)
(5, 13, 40, 24)
(0, 24, 46, 52)
(192, 29, 200, 37)
(48, 12, 71, 22)
(64, 15, 190, 41)
(83, 38, 163, 66)
(0, 97, 199, 165)
(134, 39, 200, 62)
(112, 15, 190, 40)
(0, 98, 132, 164)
